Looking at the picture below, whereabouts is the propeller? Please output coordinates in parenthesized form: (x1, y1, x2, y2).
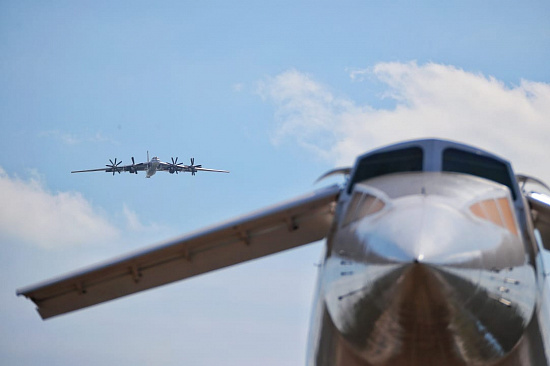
(128, 157, 138, 174)
(169, 157, 181, 174)
(106, 158, 123, 176)
(189, 157, 202, 176)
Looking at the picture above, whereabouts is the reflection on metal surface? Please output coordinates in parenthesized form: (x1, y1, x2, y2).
(470, 197, 519, 236)
(321, 173, 536, 365)
(343, 190, 387, 227)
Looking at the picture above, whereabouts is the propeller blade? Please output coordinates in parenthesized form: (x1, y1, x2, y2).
(106, 158, 123, 175)
(169, 157, 181, 174)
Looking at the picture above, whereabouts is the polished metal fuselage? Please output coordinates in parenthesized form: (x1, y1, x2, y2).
(307, 172, 550, 365)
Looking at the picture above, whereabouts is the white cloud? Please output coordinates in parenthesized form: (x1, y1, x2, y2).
(0, 168, 120, 248)
(233, 83, 245, 92)
(258, 69, 354, 160)
(39, 130, 82, 145)
(121, 204, 164, 234)
(39, 130, 115, 145)
(122, 204, 144, 232)
(259, 62, 550, 184)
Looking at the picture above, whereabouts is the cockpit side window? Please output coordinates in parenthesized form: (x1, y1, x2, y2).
(470, 197, 519, 235)
(348, 147, 423, 194)
(442, 148, 516, 200)
(343, 191, 386, 227)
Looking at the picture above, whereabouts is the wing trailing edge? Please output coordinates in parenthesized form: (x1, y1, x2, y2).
(17, 185, 341, 319)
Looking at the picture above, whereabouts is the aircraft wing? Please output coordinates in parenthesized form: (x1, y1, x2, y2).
(17, 185, 341, 319)
(156, 162, 179, 171)
(155, 163, 228, 173)
(193, 167, 230, 173)
(174, 165, 230, 174)
(71, 167, 118, 173)
(71, 163, 147, 174)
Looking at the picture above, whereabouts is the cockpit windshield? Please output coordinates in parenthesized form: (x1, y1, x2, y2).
(347, 140, 519, 201)
(348, 147, 423, 193)
(442, 148, 516, 199)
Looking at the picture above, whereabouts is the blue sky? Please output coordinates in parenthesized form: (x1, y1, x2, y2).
(1, 1, 550, 365)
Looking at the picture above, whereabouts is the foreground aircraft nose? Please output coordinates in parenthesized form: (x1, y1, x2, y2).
(324, 192, 536, 365)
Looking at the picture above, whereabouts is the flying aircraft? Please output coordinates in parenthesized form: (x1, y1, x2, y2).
(17, 139, 550, 365)
(71, 153, 229, 178)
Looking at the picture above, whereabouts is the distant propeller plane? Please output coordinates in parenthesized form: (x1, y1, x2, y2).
(71, 152, 229, 178)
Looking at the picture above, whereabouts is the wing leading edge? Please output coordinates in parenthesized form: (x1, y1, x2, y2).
(17, 185, 341, 319)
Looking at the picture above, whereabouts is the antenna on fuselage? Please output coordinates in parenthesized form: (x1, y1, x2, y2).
(147, 151, 149, 162)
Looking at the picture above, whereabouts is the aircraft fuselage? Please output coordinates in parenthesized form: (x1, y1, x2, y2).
(146, 156, 161, 178)
(307, 140, 550, 365)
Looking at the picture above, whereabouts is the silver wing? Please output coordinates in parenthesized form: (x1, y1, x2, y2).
(155, 162, 229, 174)
(157, 157, 229, 174)
(17, 185, 341, 319)
(192, 167, 230, 173)
(71, 160, 146, 175)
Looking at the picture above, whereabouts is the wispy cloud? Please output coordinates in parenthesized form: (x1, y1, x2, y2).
(258, 69, 352, 160)
(259, 62, 550, 183)
(39, 130, 115, 145)
(233, 83, 245, 92)
(0, 168, 120, 248)
(121, 204, 165, 234)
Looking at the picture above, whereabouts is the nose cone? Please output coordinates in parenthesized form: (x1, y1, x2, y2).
(362, 198, 488, 265)
(324, 196, 536, 365)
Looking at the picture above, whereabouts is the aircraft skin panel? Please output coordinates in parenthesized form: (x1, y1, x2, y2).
(309, 305, 549, 366)
(540, 259, 550, 360)
(17, 185, 340, 319)
(526, 193, 550, 250)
